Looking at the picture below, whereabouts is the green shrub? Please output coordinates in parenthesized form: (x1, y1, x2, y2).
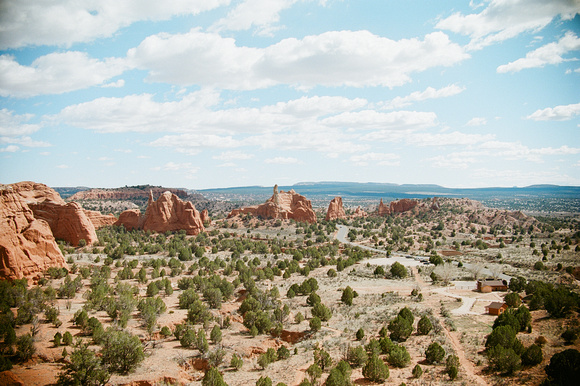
(347, 345, 368, 367)
(417, 315, 432, 335)
(425, 342, 445, 364)
(56, 341, 110, 386)
(202, 367, 227, 386)
(390, 262, 407, 278)
(388, 345, 410, 368)
(545, 349, 580, 385)
(362, 353, 389, 382)
(412, 364, 422, 378)
(521, 344, 543, 366)
(388, 315, 413, 342)
(230, 353, 243, 370)
(487, 345, 521, 374)
(100, 329, 144, 374)
(356, 328, 365, 341)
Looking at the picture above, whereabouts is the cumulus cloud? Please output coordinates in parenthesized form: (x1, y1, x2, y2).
(0, 52, 127, 97)
(527, 102, 580, 121)
(210, 0, 299, 36)
(436, 0, 580, 50)
(322, 110, 438, 130)
(264, 156, 300, 164)
(381, 84, 465, 109)
(0, 0, 230, 49)
(0, 145, 19, 153)
(213, 151, 255, 161)
(466, 117, 487, 126)
(497, 32, 580, 73)
(0, 109, 41, 137)
(349, 152, 400, 167)
(151, 162, 200, 174)
(127, 29, 468, 89)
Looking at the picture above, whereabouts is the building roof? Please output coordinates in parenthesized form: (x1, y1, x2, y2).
(486, 302, 507, 310)
(479, 279, 505, 286)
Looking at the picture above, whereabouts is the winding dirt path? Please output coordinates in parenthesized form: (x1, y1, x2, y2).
(411, 267, 487, 386)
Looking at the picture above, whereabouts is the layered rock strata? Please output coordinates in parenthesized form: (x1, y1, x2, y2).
(325, 197, 346, 221)
(115, 191, 205, 235)
(228, 186, 316, 223)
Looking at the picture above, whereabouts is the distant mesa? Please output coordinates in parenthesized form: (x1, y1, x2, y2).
(228, 185, 317, 223)
(68, 185, 188, 201)
(115, 190, 206, 235)
(325, 197, 346, 221)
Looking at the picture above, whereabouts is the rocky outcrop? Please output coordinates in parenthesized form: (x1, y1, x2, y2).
(431, 197, 440, 211)
(377, 199, 390, 216)
(351, 206, 367, 218)
(115, 191, 205, 235)
(0, 182, 67, 280)
(29, 201, 98, 246)
(200, 209, 210, 224)
(69, 186, 188, 201)
(228, 186, 317, 223)
(115, 209, 142, 231)
(390, 198, 418, 213)
(83, 209, 117, 229)
(325, 197, 346, 221)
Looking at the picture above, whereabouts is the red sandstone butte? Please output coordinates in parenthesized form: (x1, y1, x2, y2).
(228, 186, 317, 223)
(377, 198, 390, 216)
(325, 197, 346, 221)
(0, 182, 68, 280)
(115, 191, 205, 235)
(389, 198, 418, 213)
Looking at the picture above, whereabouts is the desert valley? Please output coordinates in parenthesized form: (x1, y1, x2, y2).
(0, 181, 578, 386)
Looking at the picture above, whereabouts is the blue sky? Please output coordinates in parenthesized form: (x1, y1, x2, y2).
(1, 0, 579, 190)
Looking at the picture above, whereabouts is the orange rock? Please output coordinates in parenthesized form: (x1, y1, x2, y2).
(200, 209, 210, 224)
(116, 191, 205, 235)
(29, 201, 97, 246)
(351, 206, 367, 218)
(325, 197, 346, 221)
(0, 182, 67, 280)
(115, 209, 143, 231)
(228, 186, 316, 223)
(83, 209, 117, 229)
(377, 198, 390, 216)
(0, 370, 25, 386)
(389, 198, 418, 213)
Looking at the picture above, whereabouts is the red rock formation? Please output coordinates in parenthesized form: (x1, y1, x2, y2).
(431, 197, 440, 211)
(377, 199, 390, 216)
(200, 209, 210, 224)
(29, 201, 98, 246)
(115, 191, 205, 235)
(325, 197, 346, 221)
(69, 186, 187, 201)
(83, 209, 117, 229)
(115, 209, 142, 231)
(351, 206, 367, 218)
(389, 198, 418, 213)
(0, 183, 67, 280)
(228, 187, 316, 223)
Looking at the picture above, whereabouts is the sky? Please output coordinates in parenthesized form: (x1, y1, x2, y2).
(1, 0, 579, 190)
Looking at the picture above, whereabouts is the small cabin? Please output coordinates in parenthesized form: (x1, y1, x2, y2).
(486, 302, 508, 315)
(477, 279, 508, 292)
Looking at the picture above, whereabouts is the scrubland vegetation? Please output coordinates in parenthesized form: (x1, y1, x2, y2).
(2, 198, 580, 385)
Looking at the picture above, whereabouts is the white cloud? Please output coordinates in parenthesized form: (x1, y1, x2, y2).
(56, 164, 70, 169)
(102, 79, 125, 88)
(0, 145, 19, 153)
(127, 29, 468, 89)
(151, 162, 200, 174)
(381, 84, 465, 109)
(428, 154, 478, 169)
(264, 156, 300, 164)
(213, 151, 255, 161)
(349, 152, 400, 167)
(0, 109, 40, 137)
(497, 32, 580, 73)
(322, 110, 438, 130)
(150, 134, 242, 155)
(0, 136, 51, 147)
(527, 102, 580, 121)
(0, 0, 230, 49)
(436, 0, 580, 50)
(409, 131, 494, 146)
(0, 52, 127, 97)
(210, 0, 299, 36)
(466, 117, 487, 126)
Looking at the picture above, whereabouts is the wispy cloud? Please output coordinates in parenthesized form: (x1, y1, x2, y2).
(381, 84, 465, 109)
(527, 102, 580, 121)
(264, 156, 300, 164)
